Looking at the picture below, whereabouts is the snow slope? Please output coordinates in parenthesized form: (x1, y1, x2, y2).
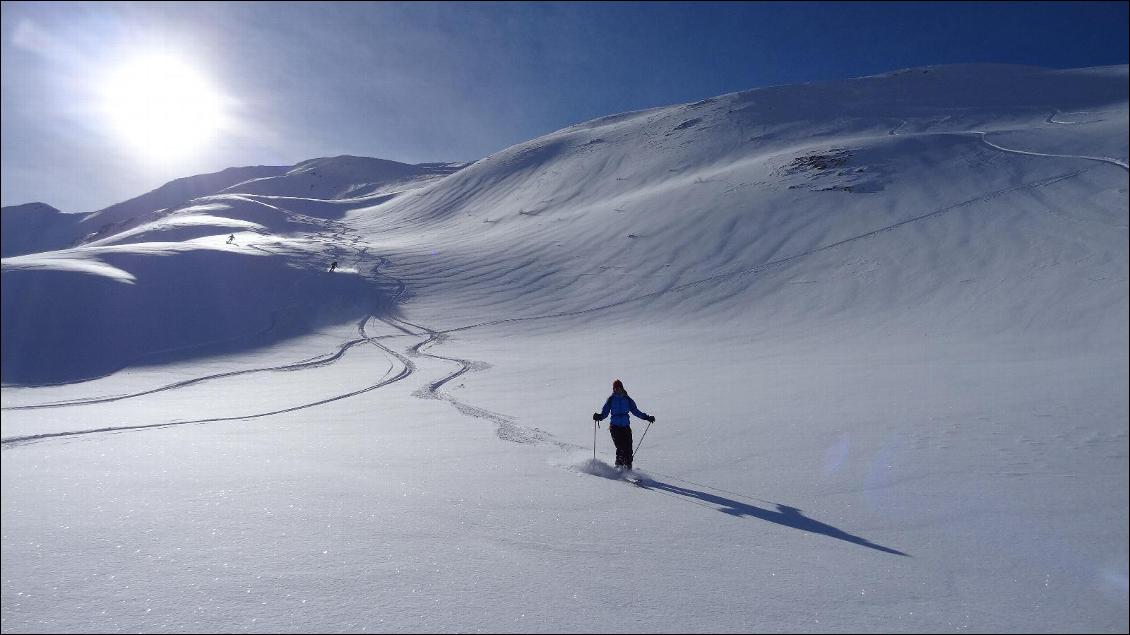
(0, 202, 83, 258)
(0, 157, 464, 384)
(2, 64, 1127, 633)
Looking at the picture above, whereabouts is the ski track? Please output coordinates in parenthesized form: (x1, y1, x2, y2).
(973, 131, 1129, 171)
(0, 323, 410, 412)
(395, 317, 577, 449)
(0, 320, 414, 448)
(891, 113, 1123, 169)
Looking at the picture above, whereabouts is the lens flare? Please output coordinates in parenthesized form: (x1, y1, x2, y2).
(99, 54, 225, 160)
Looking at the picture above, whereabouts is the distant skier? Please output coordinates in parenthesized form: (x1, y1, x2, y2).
(226, 234, 234, 244)
(328, 261, 338, 272)
(593, 379, 655, 470)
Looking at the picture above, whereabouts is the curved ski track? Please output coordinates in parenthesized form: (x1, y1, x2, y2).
(1, 226, 418, 447)
(394, 317, 578, 449)
(2, 320, 393, 412)
(974, 131, 1128, 171)
(0, 317, 414, 447)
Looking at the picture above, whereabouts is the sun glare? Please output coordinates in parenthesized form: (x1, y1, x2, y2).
(100, 55, 226, 160)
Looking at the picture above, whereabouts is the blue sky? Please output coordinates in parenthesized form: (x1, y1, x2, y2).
(2, 1, 1127, 212)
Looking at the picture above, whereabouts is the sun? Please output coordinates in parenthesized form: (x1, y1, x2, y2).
(100, 55, 226, 160)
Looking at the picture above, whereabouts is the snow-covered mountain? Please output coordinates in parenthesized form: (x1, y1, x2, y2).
(2, 64, 1126, 633)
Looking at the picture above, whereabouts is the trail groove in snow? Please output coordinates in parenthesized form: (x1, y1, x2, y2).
(973, 131, 1129, 170)
(397, 317, 572, 448)
(1, 327, 401, 411)
(1, 316, 415, 445)
(0, 316, 415, 447)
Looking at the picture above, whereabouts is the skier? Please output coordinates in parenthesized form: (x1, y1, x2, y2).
(226, 234, 234, 244)
(593, 379, 655, 470)
(328, 261, 338, 272)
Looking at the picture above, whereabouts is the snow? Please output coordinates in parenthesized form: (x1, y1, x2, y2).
(0, 203, 83, 258)
(223, 156, 466, 200)
(2, 64, 1127, 632)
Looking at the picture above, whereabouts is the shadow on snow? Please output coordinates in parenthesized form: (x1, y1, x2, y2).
(635, 477, 908, 556)
(581, 460, 907, 557)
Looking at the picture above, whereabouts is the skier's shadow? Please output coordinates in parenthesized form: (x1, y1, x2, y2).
(634, 477, 908, 556)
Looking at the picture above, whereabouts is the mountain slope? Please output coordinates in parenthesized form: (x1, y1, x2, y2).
(344, 64, 1127, 339)
(0, 156, 467, 383)
(0, 202, 83, 258)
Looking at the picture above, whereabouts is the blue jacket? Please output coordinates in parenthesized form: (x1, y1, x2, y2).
(597, 392, 650, 427)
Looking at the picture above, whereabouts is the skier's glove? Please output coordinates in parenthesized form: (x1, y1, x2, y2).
(648, 416, 656, 423)
(592, 413, 601, 421)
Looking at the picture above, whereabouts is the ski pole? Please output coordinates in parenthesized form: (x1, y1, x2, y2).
(632, 420, 652, 460)
(593, 418, 599, 460)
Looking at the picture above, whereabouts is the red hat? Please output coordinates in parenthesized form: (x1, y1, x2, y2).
(612, 379, 624, 393)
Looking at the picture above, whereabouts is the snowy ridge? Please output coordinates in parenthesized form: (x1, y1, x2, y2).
(221, 155, 465, 200)
(77, 164, 290, 244)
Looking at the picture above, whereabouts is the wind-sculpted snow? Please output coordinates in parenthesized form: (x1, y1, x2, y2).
(1, 64, 1126, 633)
(1, 244, 394, 384)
